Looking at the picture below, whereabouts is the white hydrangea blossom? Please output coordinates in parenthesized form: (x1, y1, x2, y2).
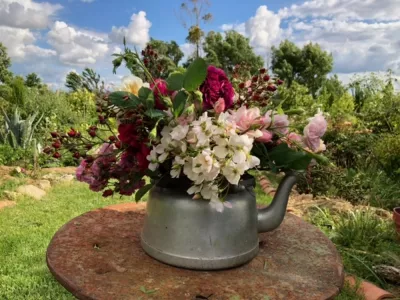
(147, 111, 260, 212)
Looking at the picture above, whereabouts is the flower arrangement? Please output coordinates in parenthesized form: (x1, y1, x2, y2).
(44, 44, 328, 212)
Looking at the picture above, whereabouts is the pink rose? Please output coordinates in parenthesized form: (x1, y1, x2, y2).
(200, 66, 235, 111)
(261, 111, 272, 128)
(214, 98, 226, 114)
(272, 114, 289, 135)
(231, 106, 261, 132)
(256, 130, 273, 143)
(303, 113, 327, 151)
(287, 132, 303, 143)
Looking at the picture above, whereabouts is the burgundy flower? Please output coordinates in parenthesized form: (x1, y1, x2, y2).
(136, 144, 150, 172)
(118, 124, 139, 148)
(200, 66, 235, 111)
(150, 79, 171, 110)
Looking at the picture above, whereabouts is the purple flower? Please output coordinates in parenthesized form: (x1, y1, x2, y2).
(303, 113, 327, 151)
(200, 66, 235, 111)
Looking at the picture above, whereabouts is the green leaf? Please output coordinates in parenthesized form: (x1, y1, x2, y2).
(135, 184, 154, 202)
(166, 72, 185, 91)
(173, 91, 188, 118)
(268, 143, 312, 170)
(183, 58, 207, 91)
(138, 87, 154, 108)
(108, 91, 140, 108)
(145, 109, 166, 119)
(139, 286, 156, 295)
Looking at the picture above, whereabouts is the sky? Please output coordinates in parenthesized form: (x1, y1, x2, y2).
(1, 0, 400, 89)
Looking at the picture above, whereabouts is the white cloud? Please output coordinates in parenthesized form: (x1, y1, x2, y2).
(220, 23, 246, 36)
(47, 21, 109, 66)
(279, 0, 400, 21)
(0, 25, 55, 60)
(109, 11, 151, 48)
(0, 0, 62, 29)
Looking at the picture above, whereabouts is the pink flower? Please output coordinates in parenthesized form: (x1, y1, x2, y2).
(272, 114, 289, 135)
(261, 112, 272, 128)
(200, 66, 235, 111)
(230, 106, 261, 132)
(287, 132, 303, 143)
(151, 79, 171, 110)
(214, 98, 226, 114)
(256, 130, 273, 143)
(303, 113, 327, 151)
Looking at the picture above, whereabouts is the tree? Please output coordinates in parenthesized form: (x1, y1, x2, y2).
(0, 42, 13, 84)
(148, 39, 184, 66)
(271, 40, 333, 97)
(203, 30, 264, 76)
(318, 75, 346, 109)
(25, 73, 42, 88)
(179, 0, 212, 59)
(65, 68, 102, 92)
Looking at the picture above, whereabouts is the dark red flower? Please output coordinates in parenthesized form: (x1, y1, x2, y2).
(118, 124, 139, 148)
(115, 141, 122, 149)
(263, 75, 270, 82)
(53, 152, 61, 159)
(50, 132, 59, 138)
(238, 82, 245, 89)
(150, 79, 171, 110)
(277, 79, 284, 85)
(52, 141, 61, 149)
(73, 152, 80, 159)
(85, 144, 93, 150)
(43, 146, 52, 154)
(109, 136, 116, 142)
(68, 128, 77, 137)
(200, 66, 235, 111)
(259, 68, 266, 74)
(252, 76, 258, 82)
(267, 85, 277, 92)
(136, 144, 150, 172)
(102, 189, 114, 197)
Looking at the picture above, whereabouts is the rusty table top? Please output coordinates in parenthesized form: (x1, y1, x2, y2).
(47, 203, 344, 300)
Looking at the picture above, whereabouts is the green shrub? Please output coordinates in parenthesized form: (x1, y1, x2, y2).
(0, 144, 32, 166)
(373, 134, 400, 178)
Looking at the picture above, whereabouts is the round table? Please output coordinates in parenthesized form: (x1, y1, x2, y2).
(47, 203, 344, 300)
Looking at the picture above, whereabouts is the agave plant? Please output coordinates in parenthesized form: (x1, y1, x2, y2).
(0, 107, 43, 149)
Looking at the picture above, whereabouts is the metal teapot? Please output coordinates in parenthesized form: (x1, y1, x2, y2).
(141, 172, 297, 270)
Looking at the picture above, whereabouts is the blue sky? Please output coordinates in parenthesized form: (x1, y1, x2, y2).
(1, 0, 399, 88)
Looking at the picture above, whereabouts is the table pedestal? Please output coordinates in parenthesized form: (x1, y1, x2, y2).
(47, 203, 344, 300)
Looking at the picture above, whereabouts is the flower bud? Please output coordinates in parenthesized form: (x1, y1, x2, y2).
(238, 82, 245, 89)
(73, 152, 80, 159)
(43, 147, 52, 154)
(50, 132, 59, 138)
(266, 85, 277, 92)
(85, 144, 93, 150)
(89, 130, 96, 137)
(252, 76, 258, 82)
(259, 68, 266, 74)
(53, 152, 61, 159)
(263, 75, 270, 82)
(277, 79, 284, 85)
(102, 189, 114, 197)
(109, 136, 116, 142)
(52, 141, 61, 149)
(67, 128, 77, 137)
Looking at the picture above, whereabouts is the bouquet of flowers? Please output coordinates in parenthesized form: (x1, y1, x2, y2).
(44, 44, 327, 212)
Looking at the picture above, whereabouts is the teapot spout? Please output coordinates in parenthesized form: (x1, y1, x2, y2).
(257, 172, 297, 233)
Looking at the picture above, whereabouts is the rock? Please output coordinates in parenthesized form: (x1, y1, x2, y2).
(16, 185, 46, 200)
(60, 174, 74, 182)
(37, 180, 51, 190)
(373, 265, 400, 284)
(0, 200, 16, 210)
(3, 191, 20, 201)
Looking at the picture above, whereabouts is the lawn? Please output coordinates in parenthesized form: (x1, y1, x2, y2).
(0, 178, 398, 299)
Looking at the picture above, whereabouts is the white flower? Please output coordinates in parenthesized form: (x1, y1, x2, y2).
(210, 199, 224, 213)
(170, 166, 181, 178)
(192, 150, 213, 174)
(146, 149, 159, 171)
(247, 155, 260, 169)
(200, 183, 219, 201)
(222, 162, 243, 185)
(170, 125, 189, 141)
(187, 185, 202, 195)
(246, 129, 263, 139)
(203, 162, 220, 181)
(158, 152, 168, 163)
(186, 130, 198, 144)
(174, 156, 185, 165)
(120, 75, 149, 96)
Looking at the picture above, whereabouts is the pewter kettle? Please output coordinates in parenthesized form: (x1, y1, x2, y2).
(141, 172, 297, 270)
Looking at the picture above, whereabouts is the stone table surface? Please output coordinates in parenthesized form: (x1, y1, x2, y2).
(47, 202, 344, 300)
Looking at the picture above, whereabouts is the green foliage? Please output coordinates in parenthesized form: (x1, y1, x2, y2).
(0, 144, 31, 166)
(148, 39, 184, 66)
(329, 93, 355, 121)
(166, 72, 185, 91)
(24, 73, 42, 88)
(277, 81, 314, 111)
(318, 75, 347, 109)
(9, 76, 27, 108)
(309, 208, 399, 287)
(271, 40, 333, 97)
(0, 108, 43, 149)
(183, 57, 207, 91)
(373, 133, 400, 178)
(65, 68, 103, 92)
(203, 30, 264, 76)
(0, 42, 13, 84)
